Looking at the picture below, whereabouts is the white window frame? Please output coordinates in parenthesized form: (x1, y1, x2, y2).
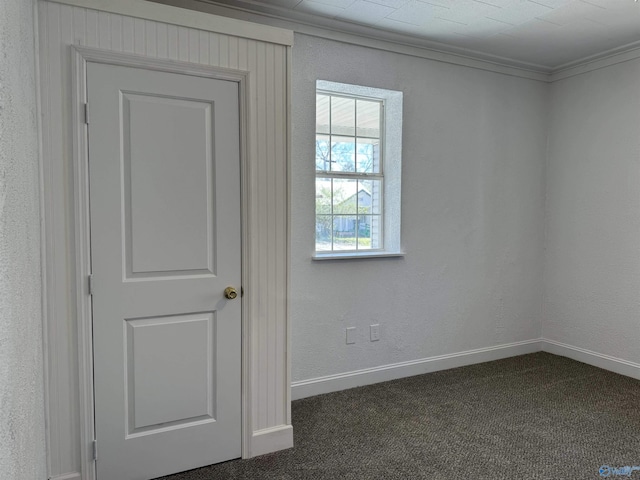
(313, 80, 404, 260)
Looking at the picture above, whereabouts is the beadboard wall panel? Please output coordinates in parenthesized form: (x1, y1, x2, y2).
(38, 1, 291, 477)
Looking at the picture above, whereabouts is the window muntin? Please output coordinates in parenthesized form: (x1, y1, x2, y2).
(315, 92, 384, 253)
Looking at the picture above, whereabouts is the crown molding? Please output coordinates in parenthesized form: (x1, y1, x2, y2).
(52, 0, 640, 83)
(154, 0, 552, 82)
(158, 0, 640, 83)
(550, 40, 640, 82)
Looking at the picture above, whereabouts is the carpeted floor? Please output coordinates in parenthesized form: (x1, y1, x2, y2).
(159, 352, 640, 480)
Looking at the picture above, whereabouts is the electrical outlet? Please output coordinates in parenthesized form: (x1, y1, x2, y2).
(370, 324, 380, 342)
(346, 327, 356, 344)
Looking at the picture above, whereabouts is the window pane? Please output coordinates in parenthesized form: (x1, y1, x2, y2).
(315, 135, 331, 171)
(332, 178, 358, 214)
(356, 138, 380, 173)
(330, 136, 356, 172)
(316, 215, 333, 251)
(316, 177, 332, 215)
(357, 215, 372, 249)
(316, 94, 330, 135)
(333, 215, 357, 250)
(356, 99, 380, 138)
(359, 179, 382, 214)
(356, 180, 371, 214)
(331, 97, 355, 136)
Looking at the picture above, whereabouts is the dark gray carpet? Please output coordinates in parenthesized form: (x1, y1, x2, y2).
(159, 352, 640, 480)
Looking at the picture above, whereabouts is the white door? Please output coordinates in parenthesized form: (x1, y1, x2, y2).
(87, 62, 242, 480)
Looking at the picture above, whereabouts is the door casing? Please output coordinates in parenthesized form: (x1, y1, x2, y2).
(70, 46, 252, 480)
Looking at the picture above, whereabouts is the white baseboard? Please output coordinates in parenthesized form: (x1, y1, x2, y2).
(291, 339, 543, 400)
(49, 473, 81, 480)
(542, 339, 640, 381)
(249, 425, 294, 458)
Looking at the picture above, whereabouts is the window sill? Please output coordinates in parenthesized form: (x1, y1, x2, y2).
(312, 251, 405, 261)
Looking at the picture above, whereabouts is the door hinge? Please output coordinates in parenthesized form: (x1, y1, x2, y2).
(84, 103, 90, 125)
(88, 274, 94, 296)
(92, 439, 97, 461)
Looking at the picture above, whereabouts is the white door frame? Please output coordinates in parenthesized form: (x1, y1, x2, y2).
(70, 45, 252, 480)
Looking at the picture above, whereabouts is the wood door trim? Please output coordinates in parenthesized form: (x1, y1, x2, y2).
(71, 46, 251, 480)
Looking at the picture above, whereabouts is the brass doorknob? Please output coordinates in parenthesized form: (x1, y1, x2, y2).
(224, 286, 238, 300)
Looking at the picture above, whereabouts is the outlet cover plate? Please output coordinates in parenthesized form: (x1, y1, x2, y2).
(370, 324, 380, 342)
(346, 327, 356, 344)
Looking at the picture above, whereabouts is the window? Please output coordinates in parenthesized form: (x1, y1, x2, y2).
(314, 81, 403, 259)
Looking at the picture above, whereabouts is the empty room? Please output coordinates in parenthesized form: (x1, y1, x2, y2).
(2, 0, 640, 479)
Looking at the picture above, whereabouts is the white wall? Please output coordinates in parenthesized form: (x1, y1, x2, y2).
(291, 34, 548, 384)
(0, 0, 47, 479)
(544, 59, 640, 365)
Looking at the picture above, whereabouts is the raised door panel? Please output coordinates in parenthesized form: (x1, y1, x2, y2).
(125, 313, 216, 434)
(124, 93, 215, 277)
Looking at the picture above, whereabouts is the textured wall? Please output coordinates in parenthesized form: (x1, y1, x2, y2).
(0, 0, 47, 479)
(291, 34, 548, 382)
(544, 59, 640, 364)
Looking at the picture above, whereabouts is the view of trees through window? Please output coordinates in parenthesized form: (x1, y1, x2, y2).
(315, 92, 383, 252)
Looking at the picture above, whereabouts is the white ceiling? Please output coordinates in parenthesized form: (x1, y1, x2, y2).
(192, 0, 640, 71)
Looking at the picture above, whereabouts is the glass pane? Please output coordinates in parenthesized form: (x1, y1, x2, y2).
(359, 179, 382, 214)
(333, 215, 357, 250)
(356, 99, 380, 138)
(355, 180, 371, 214)
(316, 94, 330, 135)
(316, 177, 332, 215)
(356, 138, 381, 173)
(357, 215, 372, 250)
(315, 135, 331, 171)
(332, 178, 358, 214)
(331, 136, 356, 172)
(331, 96, 355, 136)
(316, 215, 333, 251)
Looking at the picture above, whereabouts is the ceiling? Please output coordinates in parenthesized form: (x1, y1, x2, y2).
(188, 0, 640, 72)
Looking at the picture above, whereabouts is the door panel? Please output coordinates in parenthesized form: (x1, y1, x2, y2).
(87, 62, 241, 480)
(124, 92, 215, 276)
(125, 312, 216, 433)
